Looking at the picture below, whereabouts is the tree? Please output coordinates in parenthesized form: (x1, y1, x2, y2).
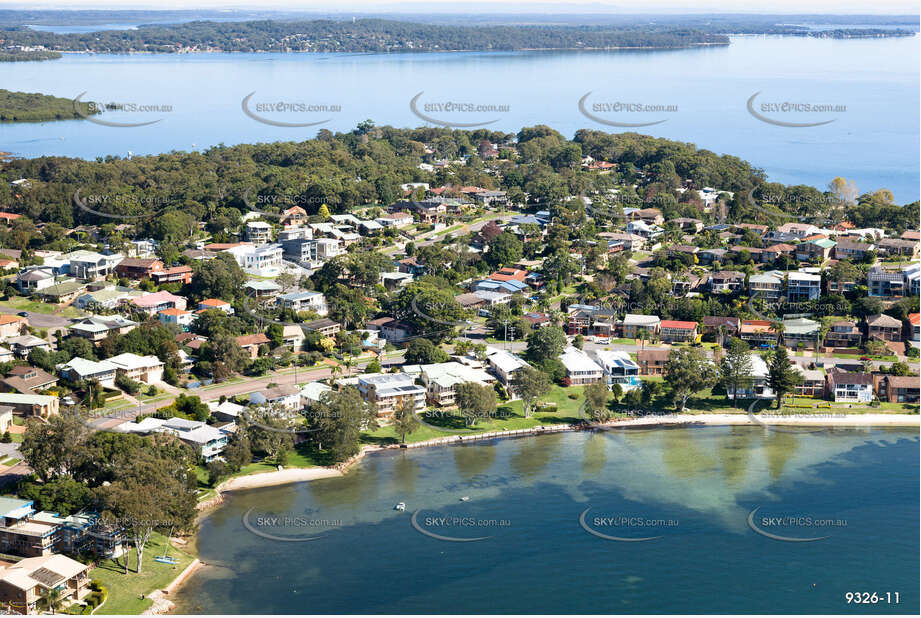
(190, 252, 246, 301)
(583, 382, 611, 422)
(20, 413, 89, 483)
(525, 326, 567, 364)
(391, 397, 420, 444)
(39, 586, 64, 615)
(767, 347, 802, 409)
(664, 348, 718, 412)
(719, 337, 754, 406)
(202, 333, 249, 375)
(454, 382, 497, 427)
(512, 366, 552, 418)
(484, 231, 523, 268)
(243, 405, 296, 463)
(312, 386, 377, 460)
(404, 338, 448, 364)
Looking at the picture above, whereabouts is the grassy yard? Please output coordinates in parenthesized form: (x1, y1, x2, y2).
(91, 531, 195, 615)
(0, 297, 86, 318)
(362, 386, 588, 446)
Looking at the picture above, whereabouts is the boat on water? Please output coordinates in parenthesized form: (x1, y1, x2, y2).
(394, 502, 406, 511)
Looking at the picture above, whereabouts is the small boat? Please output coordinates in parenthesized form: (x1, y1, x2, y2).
(394, 502, 406, 511)
(460, 496, 470, 502)
(154, 556, 178, 565)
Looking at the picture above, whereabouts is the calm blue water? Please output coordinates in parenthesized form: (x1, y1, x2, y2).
(1, 35, 918, 202)
(173, 427, 919, 614)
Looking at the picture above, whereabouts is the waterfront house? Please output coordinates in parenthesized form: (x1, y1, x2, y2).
(826, 370, 873, 403)
(357, 373, 426, 417)
(636, 349, 670, 376)
(594, 350, 640, 390)
(559, 346, 604, 385)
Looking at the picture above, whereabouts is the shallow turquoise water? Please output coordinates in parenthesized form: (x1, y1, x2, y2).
(173, 426, 919, 614)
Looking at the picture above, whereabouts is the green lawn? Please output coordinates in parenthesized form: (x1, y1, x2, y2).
(362, 386, 588, 446)
(90, 531, 195, 615)
(0, 296, 86, 318)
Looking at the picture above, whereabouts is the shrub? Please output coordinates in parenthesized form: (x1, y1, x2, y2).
(0, 431, 10, 443)
(567, 393, 579, 400)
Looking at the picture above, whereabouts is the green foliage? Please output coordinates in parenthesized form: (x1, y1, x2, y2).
(0, 88, 91, 122)
(404, 338, 449, 364)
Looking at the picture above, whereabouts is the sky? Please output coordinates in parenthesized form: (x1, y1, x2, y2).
(3, 1, 918, 15)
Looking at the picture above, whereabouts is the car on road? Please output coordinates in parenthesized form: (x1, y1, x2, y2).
(17, 311, 29, 317)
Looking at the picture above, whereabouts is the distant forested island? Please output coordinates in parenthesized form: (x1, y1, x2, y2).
(0, 89, 97, 122)
(0, 16, 914, 56)
(0, 49, 60, 61)
(3, 19, 729, 53)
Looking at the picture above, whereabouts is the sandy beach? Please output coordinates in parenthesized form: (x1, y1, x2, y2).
(198, 412, 918, 495)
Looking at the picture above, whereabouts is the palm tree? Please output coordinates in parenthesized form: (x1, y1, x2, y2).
(39, 587, 64, 615)
(328, 363, 342, 386)
(769, 320, 786, 346)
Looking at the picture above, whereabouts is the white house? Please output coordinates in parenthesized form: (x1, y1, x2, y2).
(277, 291, 328, 315)
(486, 348, 528, 391)
(593, 350, 640, 390)
(57, 357, 117, 387)
(106, 353, 164, 384)
(226, 244, 284, 277)
(559, 346, 604, 385)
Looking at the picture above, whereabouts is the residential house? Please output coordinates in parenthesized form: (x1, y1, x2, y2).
(777, 223, 821, 239)
(34, 281, 85, 305)
(65, 251, 123, 280)
(875, 375, 919, 404)
(739, 320, 776, 348)
(866, 313, 902, 342)
(636, 349, 670, 376)
(302, 319, 340, 337)
(357, 373, 426, 416)
(702, 316, 740, 343)
(73, 285, 143, 310)
(795, 238, 836, 262)
(0, 315, 27, 340)
(786, 271, 822, 302)
(559, 346, 604, 386)
(486, 349, 528, 391)
(5, 335, 51, 359)
(277, 291, 328, 315)
(749, 272, 784, 301)
(824, 320, 861, 349)
(594, 350, 640, 390)
(282, 325, 305, 351)
(625, 220, 663, 240)
(697, 248, 728, 266)
(249, 384, 302, 411)
(68, 315, 136, 343)
(867, 268, 905, 298)
(825, 370, 873, 403)
(236, 333, 272, 359)
(876, 238, 918, 259)
(227, 244, 283, 277)
(0, 552, 91, 612)
(280, 206, 308, 227)
(243, 279, 281, 300)
(158, 308, 194, 331)
(107, 353, 164, 384)
(566, 304, 616, 337)
(707, 271, 745, 293)
(672, 218, 704, 233)
(366, 317, 411, 343)
(245, 221, 273, 244)
(117, 417, 229, 461)
(16, 267, 56, 293)
(619, 314, 661, 339)
(198, 298, 233, 314)
(761, 243, 796, 263)
(794, 367, 826, 398)
(150, 265, 193, 285)
(0, 393, 59, 417)
(375, 212, 414, 228)
(727, 354, 774, 400)
(114, 257, 163, 280)
(659, 320, 698, 343)
(414, 362, 496, 406)
(57, 357, 117, 388)
(0, 366, 57, 395)
(833, 239, 873, 261)
(131, 290, 187, 315)
(782, 317, 821, 349)
(909, 313, 920, 342)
